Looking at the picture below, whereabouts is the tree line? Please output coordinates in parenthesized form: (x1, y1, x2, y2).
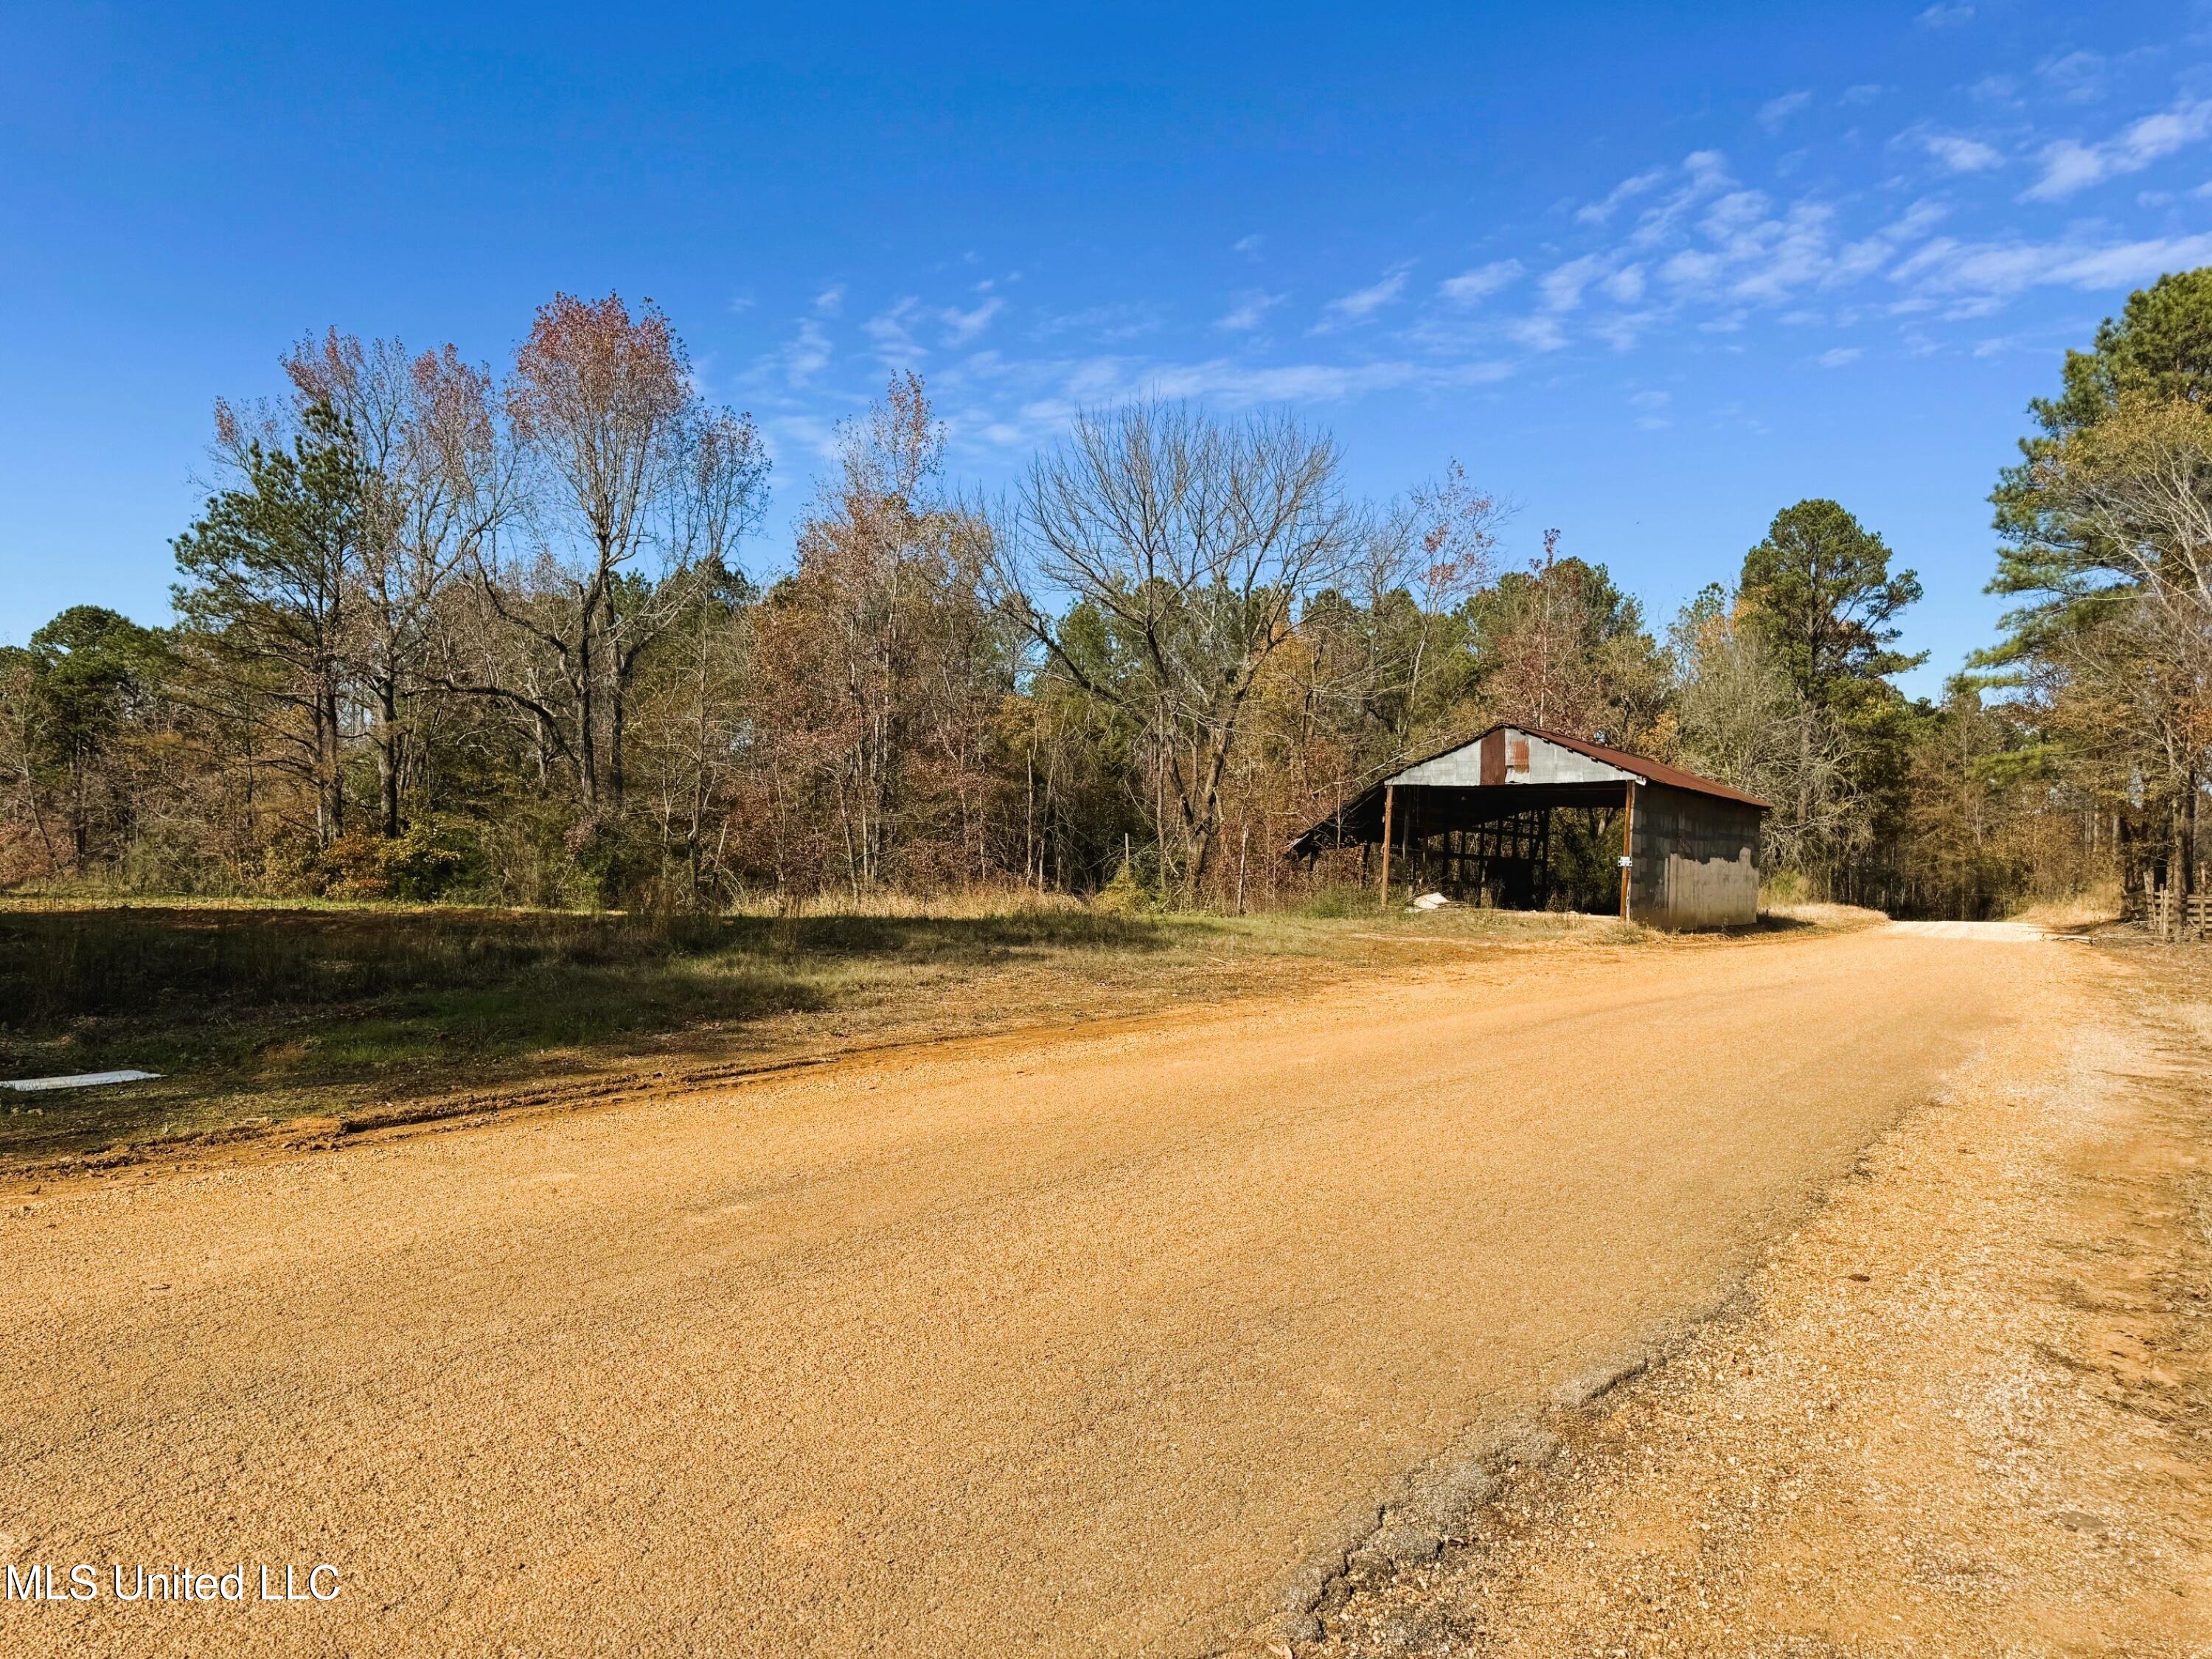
(5, 276, 2207, 917)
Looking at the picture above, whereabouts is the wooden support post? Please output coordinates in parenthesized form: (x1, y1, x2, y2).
(1619, 780, 1635, 922)
(1378, 784, 1395, 905)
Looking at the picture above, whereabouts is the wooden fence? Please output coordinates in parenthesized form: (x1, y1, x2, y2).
(2124, 869, 2211, 939)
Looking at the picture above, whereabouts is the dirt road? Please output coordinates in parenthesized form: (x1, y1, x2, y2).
(1, 925, 2051, 1656)
(1309, 934, 2212, 1658)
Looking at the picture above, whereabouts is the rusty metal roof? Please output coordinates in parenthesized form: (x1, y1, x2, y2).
(1286, 723, 1769, 858)
(1495, 725, 1773, 810)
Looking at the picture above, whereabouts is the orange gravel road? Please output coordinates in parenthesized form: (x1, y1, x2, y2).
(0, 925, 2044, 1656)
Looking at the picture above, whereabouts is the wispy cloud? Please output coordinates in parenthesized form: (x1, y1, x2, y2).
(2038, 50, 2107, 105)
(941, 295, 1007, 346)
(864, 298, 926, 366)
(1915, 2, 1973, 27)
(1891, 231, 2212, 299)
(743, 63, 2212, 445)
(2024, 97, 2212, 200)
(1034, 303, 1164, 342)
(1621, 152, 1736, 249)
(957, 354, 1519, 445)
(1313, 264, 1413, 332)
(1576, 168, 1666, 226)
(1759, 91, 1812, 132)
(1216, 289, 1287, 332)
(1437, 260, 1524, 305)
(1920, 133, 2004, 173)
(777, 319, 832, 387)
(1538, 254, 1610, 313)
(1508, 316, 1568, 352)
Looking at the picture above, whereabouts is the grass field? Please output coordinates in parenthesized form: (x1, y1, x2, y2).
(0, 894, 1658, 1166)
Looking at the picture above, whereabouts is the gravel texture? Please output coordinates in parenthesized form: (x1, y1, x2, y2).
(0, 923, 2086, 1656)
(1302, 933, 2212, 1658)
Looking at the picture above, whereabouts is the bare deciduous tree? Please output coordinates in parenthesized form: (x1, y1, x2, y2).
(451, 293, 763, 826)
(283, 330, 516, 836)
(758, 375, 1003, 893)
(1000, 403, 1357, 897)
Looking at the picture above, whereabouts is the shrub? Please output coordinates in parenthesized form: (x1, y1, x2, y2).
(1301, 885, 1370, 919)
(1089, 858, 1157, 916)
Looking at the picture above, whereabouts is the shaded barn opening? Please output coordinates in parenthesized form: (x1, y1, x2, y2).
(1288, 724, 1770, 930)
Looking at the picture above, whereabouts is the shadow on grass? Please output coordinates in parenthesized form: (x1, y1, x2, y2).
(0, 905, 1184, 1021)
(0, 904, 1200, 1161)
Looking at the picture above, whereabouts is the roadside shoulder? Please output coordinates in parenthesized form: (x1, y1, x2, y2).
(1295, 941, 2212, 1658)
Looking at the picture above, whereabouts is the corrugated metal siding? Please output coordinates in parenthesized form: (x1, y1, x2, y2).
(1397, 727, 1632, 789)
(1514, 731, 1623, 785)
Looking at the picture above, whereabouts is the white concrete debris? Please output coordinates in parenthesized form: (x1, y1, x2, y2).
(2, 1069, 163, 1093)
(1409, 891, 1453, 911)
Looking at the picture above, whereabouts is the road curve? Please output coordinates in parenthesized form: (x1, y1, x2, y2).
(0, 925, 2053, 1656)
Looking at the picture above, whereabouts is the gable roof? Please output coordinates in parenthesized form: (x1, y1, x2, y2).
(1287, 723, 1768, 858)
(1479, 725, 1772, 810)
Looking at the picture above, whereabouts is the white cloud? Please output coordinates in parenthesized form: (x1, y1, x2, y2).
(940, 296, 1007, 346)
(1034, 303, 1163, 341)
(1507, 316, 1568, 352)
(1623, 152, 1736, 249)
(1828, 199, 1947, 286)
(1314, 264, 1412, 331)
(766, 413, 842, 465)
(1915, 3, 1973, 26)
(777, 319, 832, 387)
(1216, 290, 1286, 332)
(1921, 133, 2003, 173)
(864, 298, 926, 366)
(2024, 98, 2212, 201)
(2038, 51, 2107, 105)
(757, 63, 2212, 443)
(1892, 231, 2212, 297)
(1437, 260, 1524, 305)
(1576, 169, 1666, 226)
(989, 354, 1518, 434)
(1233, 234, 1265, 258)
(1759, 91, 1812, 132)
(1538, 254, 1609, 312)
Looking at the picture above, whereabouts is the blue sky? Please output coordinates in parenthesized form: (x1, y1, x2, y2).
(4, 1, 2210, 693)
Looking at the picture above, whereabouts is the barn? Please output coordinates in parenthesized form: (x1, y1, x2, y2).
(1288, 723, 1770, 929)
